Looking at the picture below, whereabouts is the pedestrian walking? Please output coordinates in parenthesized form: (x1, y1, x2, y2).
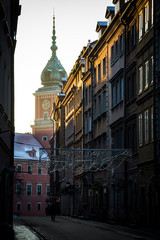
(50, 201, 56, 221)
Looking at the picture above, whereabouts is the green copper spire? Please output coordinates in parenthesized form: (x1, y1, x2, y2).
(40, 10, 67, 91)
(51, 9, 58, 54)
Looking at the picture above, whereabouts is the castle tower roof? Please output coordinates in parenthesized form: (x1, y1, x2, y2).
(38, 11, 67, 93)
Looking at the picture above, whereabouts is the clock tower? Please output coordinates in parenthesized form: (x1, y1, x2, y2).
(31, 12, 67, 148)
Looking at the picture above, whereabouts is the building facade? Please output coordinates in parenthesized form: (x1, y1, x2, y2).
(0, 0, 21, 237)
(51, 0, 159, 229)
(13, 133, 50, 216)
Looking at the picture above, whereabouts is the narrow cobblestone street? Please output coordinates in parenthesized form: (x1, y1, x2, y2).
(13, 216, 160, 240)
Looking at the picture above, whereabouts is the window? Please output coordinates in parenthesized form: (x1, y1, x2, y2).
(17, 202, 21, 211)
(112, 76, 123, 107)
(139, 10, 143, 39)
(37, 202, 41, 211)
(28, 165, 32, 174)
(46, 185, 50, 195)
(111, 45, 114, 63)
(44, 112, 48, 120)
(16, 183, 22, 195)
(89, 112, 92, 132)
(144, 109, 149, 143)
(138, 113, 143, 146)
(145, 3, 149, 32)
(38, 166, 41, 175)
(98, 63, 101, 81)
(144, 60, 149, 89)
(151, 0, 154, 25)
(115, 0, 119, 14)
(120, 77, 123, 101)
(151, 56, 154, 84)
(103, 57, 106, 75)
(42, 136, 48, 141)
(26, 184, 31, 195)
(151, 106, 154, 141)
(115, 40, 118, 58)
(128, 77, 131, 100)
(27, 202, 31, 211)
(139, 66, 143, 94)
(17, 164, 22, 172)
(112, 84, 115, 107)
(116, 81, 119, 104)
(37, 184, 42, 195)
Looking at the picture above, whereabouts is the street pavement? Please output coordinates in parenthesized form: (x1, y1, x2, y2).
(13, 215, 160, 240)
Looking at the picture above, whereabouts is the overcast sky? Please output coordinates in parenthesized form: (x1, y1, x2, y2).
(15, 0, 113, 133)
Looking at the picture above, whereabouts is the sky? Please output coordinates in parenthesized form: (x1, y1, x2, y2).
(15, 0, 113, 133)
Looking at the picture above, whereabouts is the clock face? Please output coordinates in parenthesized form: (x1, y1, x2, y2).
(42, 99, 50, 110)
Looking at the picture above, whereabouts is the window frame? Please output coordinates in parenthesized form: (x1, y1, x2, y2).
(26, 184, 32, 196)
(144, 109, 149, 144)
(145, 2, 149, 32)
(37, 184, 42, 196)
(144, 60, 149, 89)
(138, 113, 143, 146)
(139, 10, 143, 40)
(138, 66, 143, 94)
(150, 106, 154, 141)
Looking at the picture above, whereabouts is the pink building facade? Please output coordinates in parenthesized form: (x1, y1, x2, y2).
(13, 133, 50, 216)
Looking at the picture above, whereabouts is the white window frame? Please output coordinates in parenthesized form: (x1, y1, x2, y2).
(151, 56, 154, 84)
(144, 60, 149, 89)
(139, 10, 143, 39)
(115, 0, 119, 14)
(145, 2, 149, 32)
(151, 0, 154, 25)
(139, 66, 143, 94)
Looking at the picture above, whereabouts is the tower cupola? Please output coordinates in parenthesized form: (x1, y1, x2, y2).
(40, 11, 67, 91)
